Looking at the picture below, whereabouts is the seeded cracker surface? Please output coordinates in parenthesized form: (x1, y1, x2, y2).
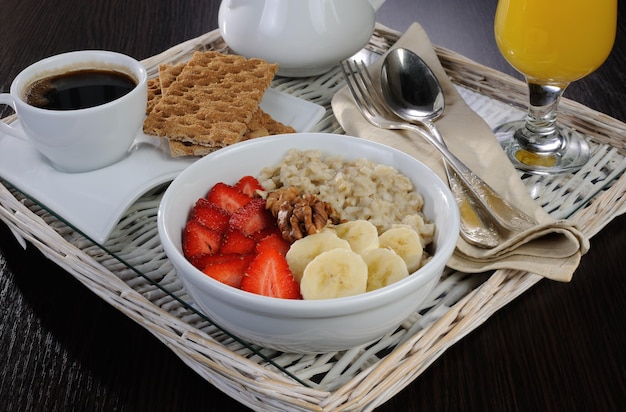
(144, 62, 185, 116)
(158, 62, 186, 91)
(143, 51, 278, 148)
(144, 53, 296, 157)
(246, 107, 297, 138)
(144, 58, 295, 157)
(165, 107, 296, 156)
(146, 77, 162, 114)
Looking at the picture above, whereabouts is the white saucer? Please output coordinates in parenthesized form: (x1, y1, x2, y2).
(0, 88, 325, 244)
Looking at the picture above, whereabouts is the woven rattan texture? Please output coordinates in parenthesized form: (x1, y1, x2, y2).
(1, 25, 624, 411)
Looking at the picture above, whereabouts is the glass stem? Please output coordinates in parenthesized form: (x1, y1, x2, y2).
(514, 81, 569, 153)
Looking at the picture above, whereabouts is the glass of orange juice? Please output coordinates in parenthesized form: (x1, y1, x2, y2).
(493, 0, 617, 174)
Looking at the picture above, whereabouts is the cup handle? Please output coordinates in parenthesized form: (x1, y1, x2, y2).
(0, 93, 29, 141)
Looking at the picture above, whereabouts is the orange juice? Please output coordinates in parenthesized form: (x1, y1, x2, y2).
(495, 0, 616, 83)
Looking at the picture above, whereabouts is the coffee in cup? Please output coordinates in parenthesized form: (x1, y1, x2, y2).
(24, 68, 137, 111)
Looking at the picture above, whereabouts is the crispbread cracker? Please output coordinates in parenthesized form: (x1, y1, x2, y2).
(167, 139, 217, 157)
(145, 63, 187, 115)
(144, 56, 297, 157)
(165, 107, 296, 157)
(247, 108, 296, 137)
(143, 51, 278, 147)
(158, 62, 185, 92)
(146, 77, 162, 114)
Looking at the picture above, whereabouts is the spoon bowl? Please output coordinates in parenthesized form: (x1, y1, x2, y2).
(381, 48, 445, 121)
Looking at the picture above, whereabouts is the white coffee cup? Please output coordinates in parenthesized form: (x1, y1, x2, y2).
(0, 50, 147, 173)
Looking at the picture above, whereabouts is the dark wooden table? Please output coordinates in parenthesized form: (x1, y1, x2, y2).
(1, 0, 624, 410)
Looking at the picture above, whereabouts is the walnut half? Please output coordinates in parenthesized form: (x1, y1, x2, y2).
(266, 187, 343, 242)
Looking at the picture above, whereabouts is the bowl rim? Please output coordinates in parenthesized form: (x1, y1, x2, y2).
(158, 132, 460, 317)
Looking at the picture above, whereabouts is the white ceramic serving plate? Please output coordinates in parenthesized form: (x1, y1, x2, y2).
(158, 133, 460, 353)
(0, 89, 324, 244)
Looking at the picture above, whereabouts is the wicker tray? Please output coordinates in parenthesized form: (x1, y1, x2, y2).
(1, 25, 625, 411)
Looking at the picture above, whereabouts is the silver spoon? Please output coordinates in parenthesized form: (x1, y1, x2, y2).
(380, 47, 535, 247)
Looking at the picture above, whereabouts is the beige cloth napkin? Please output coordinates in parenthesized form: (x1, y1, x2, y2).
(331, 23, 589, 282)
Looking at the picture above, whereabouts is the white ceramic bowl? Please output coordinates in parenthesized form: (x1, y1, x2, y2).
(158, 133, 459, 353)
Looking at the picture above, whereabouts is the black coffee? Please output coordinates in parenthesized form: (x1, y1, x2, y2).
(24, 69, 136, 110)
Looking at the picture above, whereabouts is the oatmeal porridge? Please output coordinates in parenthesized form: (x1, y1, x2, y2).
(258, 149, 435, 246)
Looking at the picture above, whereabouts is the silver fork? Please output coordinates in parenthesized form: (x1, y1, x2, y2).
(340, 59, 536, 246)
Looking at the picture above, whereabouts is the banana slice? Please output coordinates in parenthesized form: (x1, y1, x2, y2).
(362, 248, 409, 292)
(286, 230, 351, 282)
(300, 249, 368, 300)
(331, 220, 380, 256)
(378, 225, 423, 273)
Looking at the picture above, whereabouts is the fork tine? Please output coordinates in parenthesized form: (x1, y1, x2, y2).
(352, 60, 397, 118)
(340, 60, 377, 122)
(340, 59, 396, 125)
(342, 60, 379, 122)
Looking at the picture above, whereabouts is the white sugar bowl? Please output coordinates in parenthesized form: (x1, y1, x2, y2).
(218, 0, 385, 77)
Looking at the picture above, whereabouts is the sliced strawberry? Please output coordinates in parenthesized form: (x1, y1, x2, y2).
(191, 252, 243, 271)
(182, 220, 223, 259)
(206, 182, 251, 214)
(220, 227, 257, 255)
(256, 231, 291, 256)
(234, 175, 264, 198)
(229, 198, 276, 236)
(251, 226, 282, 242)
(202, 254, 255, 288)
(241, 250, 301, 299)
(190, 198, 231, 232)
